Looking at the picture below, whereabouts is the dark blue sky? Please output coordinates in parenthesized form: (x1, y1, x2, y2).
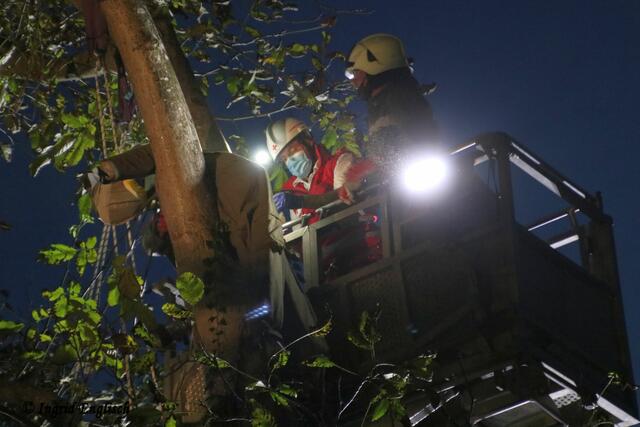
(1, 0, 638, 408)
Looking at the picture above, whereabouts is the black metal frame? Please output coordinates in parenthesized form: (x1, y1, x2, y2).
(282, 132, 618, 289)
(280, 132, 637, 423)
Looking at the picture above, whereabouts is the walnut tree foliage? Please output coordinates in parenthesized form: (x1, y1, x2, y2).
(0, 0, 362, 180)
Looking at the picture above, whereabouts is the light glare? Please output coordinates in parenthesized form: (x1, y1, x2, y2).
(253, 149, 271, 166)
(403, 156, 448, 193)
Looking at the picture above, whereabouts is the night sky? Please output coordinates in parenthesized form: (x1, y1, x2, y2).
(1, 0, 639, 411)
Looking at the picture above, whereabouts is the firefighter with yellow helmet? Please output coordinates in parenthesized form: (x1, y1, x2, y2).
(346, 34, 439, 175)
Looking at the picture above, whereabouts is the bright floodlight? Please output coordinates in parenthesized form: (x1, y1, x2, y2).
(253, 149, 271, 166)
(403, 156, 449, 193)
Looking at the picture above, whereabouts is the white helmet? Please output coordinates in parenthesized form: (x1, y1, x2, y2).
(346, 34, 409, 78)
(265, 117, 309, 160)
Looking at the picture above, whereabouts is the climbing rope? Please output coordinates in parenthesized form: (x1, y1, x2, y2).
(100, 54, 120, 153)
(94, 58, 109, 158)
(83, 57, 112, 306)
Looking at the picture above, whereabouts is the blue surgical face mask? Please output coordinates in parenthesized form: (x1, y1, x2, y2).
(285, 150, 312, 178)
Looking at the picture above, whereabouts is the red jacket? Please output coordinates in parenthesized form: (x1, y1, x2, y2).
(282, 145, 351, 222)
(281, 145, 382, 282)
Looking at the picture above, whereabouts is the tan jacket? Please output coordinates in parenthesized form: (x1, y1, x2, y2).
(102, 144, 277, 272)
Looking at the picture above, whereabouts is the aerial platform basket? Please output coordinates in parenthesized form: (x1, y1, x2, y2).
(283, 132, 638, 425)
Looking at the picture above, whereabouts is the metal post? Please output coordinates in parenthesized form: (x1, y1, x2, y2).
(494, 135, 519, 314)
(302, 225, 319, 288)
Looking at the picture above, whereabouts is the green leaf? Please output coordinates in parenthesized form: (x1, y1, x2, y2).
(0, 320, 24, 332)
(69, 281, 81, 296)
(270, 384, 297, 407)
(78, 193, 93, 223)
(112, 333, 137, 354)
(60, 132, 95, 168)
(0, 143, 12, 162)
(162, 303, 191, 320)
(322, 31, 331, 46)
(302, 355, 336, 368)
(85, 236, 97, 249)
(107, 286, 120, 307)
(61, 113, 87, 129)
(176, 272, 205, 305)
(371, 397, 390, 422)
(288, 43, 306, 58)
(76, 238, 98, 276)
(272, 349, 290, 370)
(410, 353, 436, 376)
(226, 76, 240, 96)
(390, 399, 407, 419)
(347, 330, 372, 350)
(195, 353, 232, 369)
(22, 350, 46, 361)
(130, 352, 156, 373)
(121, 299, 157, 329)
(133, 323, 161, 348)
(39, 243, 77, 265)
(43, 287, 64, 302)
(277, 383, 297, 398)
(117, 268, 142, 299)
(358, 308, 382, 345)
(312, 317, 332, 337)
(270, 391, 289, 407)
(269, 164, 289, 193)
(105, 353, 123, 371)
(33, 308, 49, 321)
(245, 25, 260, 38)
(251, 406, 276, 427)
(321, 128, 337, 151)
(53, 296, 68, 318)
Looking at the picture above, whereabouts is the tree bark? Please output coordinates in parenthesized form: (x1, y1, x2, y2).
(152, 11, 230, 153)
(100, 0, 213, 277)
(98, 3, 247, 390)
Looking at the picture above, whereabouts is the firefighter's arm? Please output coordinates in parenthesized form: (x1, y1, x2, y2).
(98, 144, 156, 182)
(273, 190, 341, 211)
(299, 156, 376, 208)
(300, 190, 341, 209)
(297, 151, 357, 208)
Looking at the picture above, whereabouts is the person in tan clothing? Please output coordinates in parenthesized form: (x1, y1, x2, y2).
(91, 143, 275, 278)
(88, 142, 320, 340)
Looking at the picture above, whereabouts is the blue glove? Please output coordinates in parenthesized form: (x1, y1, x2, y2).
(273, 192, 303, 221)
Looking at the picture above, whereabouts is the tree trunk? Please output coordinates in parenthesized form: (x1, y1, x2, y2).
(100, 0, 213, 276)
(152, 11, 231, 153)
(99, 0, 245, 371)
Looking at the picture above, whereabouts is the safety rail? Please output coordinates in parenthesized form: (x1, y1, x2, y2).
(281, 132, 618, 290)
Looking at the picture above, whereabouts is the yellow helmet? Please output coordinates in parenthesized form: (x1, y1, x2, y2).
(265, 117, 309, 160)
(346, 34, 409, 78)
